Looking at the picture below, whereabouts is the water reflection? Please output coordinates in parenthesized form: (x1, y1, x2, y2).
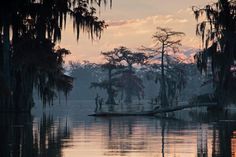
(2, 104, 236, 157)
(33, 114, 71, 157)
(67, 115, 236, 157)
(0, 113, 71, 157)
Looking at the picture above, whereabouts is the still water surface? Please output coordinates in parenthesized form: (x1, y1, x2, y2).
(1, 100, 236, 157)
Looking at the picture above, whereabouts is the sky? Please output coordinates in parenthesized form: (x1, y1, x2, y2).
(60, 0, 214, 63)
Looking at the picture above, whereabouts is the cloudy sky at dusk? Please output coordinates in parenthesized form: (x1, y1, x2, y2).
(60, 0, 214, 63)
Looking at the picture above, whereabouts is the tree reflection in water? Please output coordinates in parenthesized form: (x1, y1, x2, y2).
(95, 115, 236, 157)
(104, 117, 147, 156)
(0, 114, 33, 157)
(0, 113, 71, 157)
(2, 111, 236, 157)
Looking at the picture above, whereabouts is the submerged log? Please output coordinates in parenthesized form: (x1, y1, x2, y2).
(89, 102, 218, 116)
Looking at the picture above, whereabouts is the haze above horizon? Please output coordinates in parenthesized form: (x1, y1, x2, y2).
(60, 0, 214, 63)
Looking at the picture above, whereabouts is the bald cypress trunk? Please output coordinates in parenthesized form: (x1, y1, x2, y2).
(1, 20, 34, 113)
(1, 19, 13, 111)
(160, 43, 168, 108)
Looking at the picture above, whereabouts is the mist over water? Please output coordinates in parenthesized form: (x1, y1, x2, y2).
(1, 0, 236, 157)
(1, 100, 234, 157)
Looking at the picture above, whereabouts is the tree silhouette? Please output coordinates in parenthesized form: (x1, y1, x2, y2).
(91, 46, 148, 109)
(146, 55, 187, 107)
(91, 50, 123, 108)
(0, 0, 110, 112)
(114, 46, 148, 103)
(193, 0, 236, 102)
(143, 27, 185, 107)
(0, 113, 72, 157)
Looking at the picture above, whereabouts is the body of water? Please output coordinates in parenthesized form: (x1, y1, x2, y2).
(1, 100, 236, 157)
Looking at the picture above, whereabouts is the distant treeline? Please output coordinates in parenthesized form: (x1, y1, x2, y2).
(67, 61, 209, 102)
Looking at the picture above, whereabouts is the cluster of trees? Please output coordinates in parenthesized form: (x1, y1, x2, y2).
(193, 0, 236, 103)
(2, 0, 234, 113)
(0, 0, 110, 112)
(90, 47, 148, 106)
(91, 27, 187, 109)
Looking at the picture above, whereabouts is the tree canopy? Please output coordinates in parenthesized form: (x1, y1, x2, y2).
(0, 0, 111, 112)
(193, 0, 236, 101)
(143, 27, 185, 107)
(91, 46, 148, 106)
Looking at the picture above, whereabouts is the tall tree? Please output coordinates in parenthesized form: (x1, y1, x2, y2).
(0, 0, 110, 112)
(146, 55, 187, 107)
(144, 27, 185, 107)
(193, 0, 236, 102)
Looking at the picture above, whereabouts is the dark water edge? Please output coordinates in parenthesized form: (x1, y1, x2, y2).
(1, 100, 236, 157)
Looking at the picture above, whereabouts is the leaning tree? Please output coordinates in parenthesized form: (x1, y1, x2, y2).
(0, 0, 111, 112)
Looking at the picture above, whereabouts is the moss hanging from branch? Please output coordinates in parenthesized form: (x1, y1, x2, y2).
(193, 0, 236, 95)
(0, 0, 111, 111)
